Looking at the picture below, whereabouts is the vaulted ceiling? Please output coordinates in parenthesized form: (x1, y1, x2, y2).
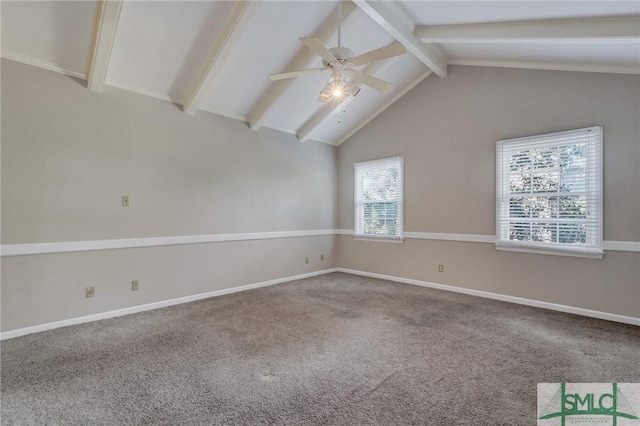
(2, 1, 639, 145)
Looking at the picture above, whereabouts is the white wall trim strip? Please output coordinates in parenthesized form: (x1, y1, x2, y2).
(602, 240, 640, 252)
(0, 53, 187, 106)
(0, 229, 339, 257)
(3, 230, 637, 257)
(104, 79, 184, 105)
(0, 268, 339, 340)
(1, 50, 87, 80)
(0, 53, 334, 146)
(336, 268, 640, 326)
(403, 231, 496, 244)
(338, 229, 639, 252)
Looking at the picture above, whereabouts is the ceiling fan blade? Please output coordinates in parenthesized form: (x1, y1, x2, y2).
(300, 37, 338, 64)
(344, 69, 394, 93)
(269, 68, 329, 81)
(347, 43, 407, 67)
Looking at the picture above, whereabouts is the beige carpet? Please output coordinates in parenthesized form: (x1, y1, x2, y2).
(2, 272, 639, 425)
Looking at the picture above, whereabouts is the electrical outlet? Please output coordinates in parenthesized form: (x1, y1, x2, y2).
(305, 257, 309, 264)
(321, 254, 324, 261)
(438, 265, 444, 273)
(131, 280, 139, 291)
(85, 286, 95, 298)
(122, 195, 130, 207)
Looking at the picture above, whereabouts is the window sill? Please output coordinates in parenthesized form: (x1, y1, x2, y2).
(354, 235, 404, 244)
(495, 242, 603, 259)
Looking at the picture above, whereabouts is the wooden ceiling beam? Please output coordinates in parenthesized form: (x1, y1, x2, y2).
(447, 59, 640, 75)
(415, 17, 640, 44)
(353, 0, 447, 78)
(86, 0, 123, 93)
(183, 1, 262, 116)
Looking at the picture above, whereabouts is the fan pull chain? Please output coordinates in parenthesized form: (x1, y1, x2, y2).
(337, 102, 347, 124)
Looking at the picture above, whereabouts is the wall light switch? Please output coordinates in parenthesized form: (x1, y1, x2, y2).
(131, 280, 139, 291)
(122, 195, 130, 207)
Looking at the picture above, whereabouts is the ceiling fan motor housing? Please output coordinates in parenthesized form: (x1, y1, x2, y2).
(323, 46, 356, 67)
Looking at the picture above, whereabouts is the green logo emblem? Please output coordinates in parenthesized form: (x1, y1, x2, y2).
(538, 383, 639, 425)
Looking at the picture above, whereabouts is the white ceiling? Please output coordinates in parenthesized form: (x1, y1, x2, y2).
(2, 1, 639, 145)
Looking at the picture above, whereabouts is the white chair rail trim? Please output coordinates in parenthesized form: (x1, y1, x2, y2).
(2, 229, 638, 257)
(338, 230, 639, 252)
(0, 229, 339, 257)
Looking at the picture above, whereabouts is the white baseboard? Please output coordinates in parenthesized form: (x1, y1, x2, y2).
(0, 268, 338, 341)
(336, 268, 640, 327)
(2, 266, 637, 340)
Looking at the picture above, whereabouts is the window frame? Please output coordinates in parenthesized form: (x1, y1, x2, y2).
(354, 156, 404, 242)
(495, 126, 603, 259)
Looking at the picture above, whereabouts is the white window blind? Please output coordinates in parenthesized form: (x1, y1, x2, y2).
(496, 126, 603, 258)
(354, 157, 403, 240)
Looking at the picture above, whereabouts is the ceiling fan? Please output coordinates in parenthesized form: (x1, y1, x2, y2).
(269, 1, 407, 104)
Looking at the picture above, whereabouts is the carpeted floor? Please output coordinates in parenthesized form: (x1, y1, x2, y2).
(1, 272, 639, 425)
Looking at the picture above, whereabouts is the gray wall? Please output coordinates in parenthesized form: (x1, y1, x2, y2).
(338, 66, 640, 318)
(1, 59, 337, 331)
(2, 60, 639, 332)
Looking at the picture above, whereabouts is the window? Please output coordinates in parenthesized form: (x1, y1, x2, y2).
(354, 157, 403, 241)
(496, 127, 603, 258)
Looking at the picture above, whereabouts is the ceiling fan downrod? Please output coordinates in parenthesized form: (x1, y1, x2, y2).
(337, 0, 342, 49)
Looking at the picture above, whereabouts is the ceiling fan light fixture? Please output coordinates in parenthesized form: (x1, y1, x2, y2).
(318, 72, 359, 103)
(269, 0, 405, 111)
